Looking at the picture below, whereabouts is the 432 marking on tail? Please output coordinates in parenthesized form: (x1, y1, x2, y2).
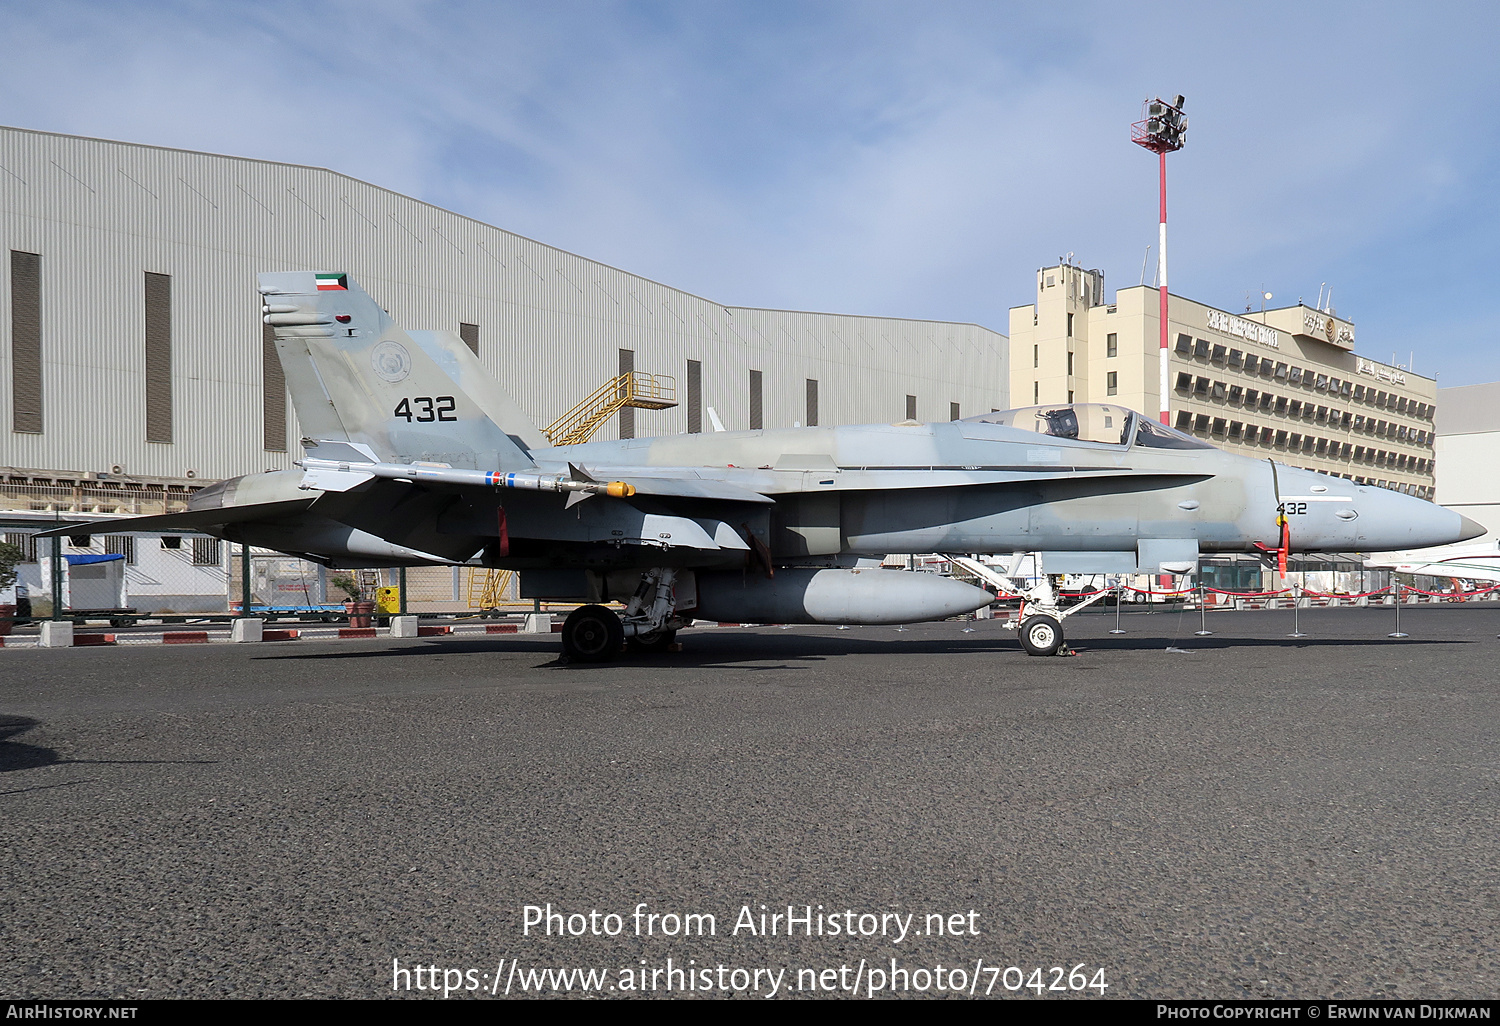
(394, 396, 457, 422)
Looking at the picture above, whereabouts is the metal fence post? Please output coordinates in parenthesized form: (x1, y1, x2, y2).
(240, 541, 253, 617)
(50, 532, 64, 621)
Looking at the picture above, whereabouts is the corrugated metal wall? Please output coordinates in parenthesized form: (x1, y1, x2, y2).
(0, 126, 1008, 482)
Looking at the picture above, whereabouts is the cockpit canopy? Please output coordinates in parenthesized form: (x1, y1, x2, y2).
(962, 404, 1213, 449)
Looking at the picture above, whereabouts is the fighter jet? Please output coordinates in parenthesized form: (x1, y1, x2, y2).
(56, 272, 1483, 659)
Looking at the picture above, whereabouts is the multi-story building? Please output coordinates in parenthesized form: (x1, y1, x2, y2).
(1010, 261, 1437, 498)
(1434, 381, 1500, 539)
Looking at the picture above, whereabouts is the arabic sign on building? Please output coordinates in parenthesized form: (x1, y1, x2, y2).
(1356, 357, 1406, 385)
(1303, 309, 1356, 348)
(1206, 309, 1279, 349)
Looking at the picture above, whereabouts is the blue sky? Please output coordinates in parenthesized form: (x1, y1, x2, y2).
(3, 0, 1498, 384)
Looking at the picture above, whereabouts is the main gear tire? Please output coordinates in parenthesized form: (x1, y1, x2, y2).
(561, 604, 624, 662)
(1018, 614, 1064, 657)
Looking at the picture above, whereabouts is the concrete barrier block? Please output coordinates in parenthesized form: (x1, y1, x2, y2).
(390, 615, 419, 638)
(39, 621, 73, 648)
(523, 613, 553, 634)
(230, 618, 263, 643)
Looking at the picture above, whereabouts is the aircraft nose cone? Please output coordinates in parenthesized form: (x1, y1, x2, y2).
(1459, 516, 1488, 542)
(1354, 489, 1482, 550)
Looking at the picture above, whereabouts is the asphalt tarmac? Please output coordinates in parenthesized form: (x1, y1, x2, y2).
(2, 604, 1497, 1000)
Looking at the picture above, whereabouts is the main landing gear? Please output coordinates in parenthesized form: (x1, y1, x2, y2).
(559, 568, 686, 663)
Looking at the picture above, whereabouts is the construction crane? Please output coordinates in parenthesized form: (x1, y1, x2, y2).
(544, 371, 677, 446)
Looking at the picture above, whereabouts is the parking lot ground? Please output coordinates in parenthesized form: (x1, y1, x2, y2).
(2, 605, 1497, 999)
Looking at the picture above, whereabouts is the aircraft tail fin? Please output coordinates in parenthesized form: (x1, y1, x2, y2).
(257, 272, 539, 471)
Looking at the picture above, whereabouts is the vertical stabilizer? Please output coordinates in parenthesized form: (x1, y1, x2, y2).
(257, 272, 538, 472)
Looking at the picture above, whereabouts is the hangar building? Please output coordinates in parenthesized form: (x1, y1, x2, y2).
(1, 124, 1009, 510)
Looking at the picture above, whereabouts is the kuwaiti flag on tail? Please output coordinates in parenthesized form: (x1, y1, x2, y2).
(315, 273, 349, 291)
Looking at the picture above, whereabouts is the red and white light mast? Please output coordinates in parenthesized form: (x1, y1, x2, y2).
(1131, 95, 1188, 424)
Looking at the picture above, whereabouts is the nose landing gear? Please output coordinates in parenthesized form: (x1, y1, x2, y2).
(949, 553, 1106, 656)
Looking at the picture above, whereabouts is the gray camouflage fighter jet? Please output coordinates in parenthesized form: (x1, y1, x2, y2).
(64, 272, 1484, 659)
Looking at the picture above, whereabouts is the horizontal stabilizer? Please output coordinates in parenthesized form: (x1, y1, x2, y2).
(33, 498, 317, 537)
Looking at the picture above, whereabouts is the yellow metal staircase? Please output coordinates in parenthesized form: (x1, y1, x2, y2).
(544, 371, 677, 446)
(467, 568, 515, 610)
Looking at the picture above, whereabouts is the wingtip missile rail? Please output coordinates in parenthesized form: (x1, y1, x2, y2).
(298, 457, 636, 499)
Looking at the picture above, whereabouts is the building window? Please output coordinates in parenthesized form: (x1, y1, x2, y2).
(1067, 312, 1073, 337)
(1193, 414, 1210, 433)
(1288, 366, 1303, 386)
(617, 349, 635, 439)
(1033, 345, 1038, 369)
(1315, 374, 1328, 390)
(1228, 385, 1243, 404)
(1067, 390, 1074, 404)
(11, 250, 43, 434)
(1033, 382, 1039, 404)
(1193, 338, 1210, 359)
(1243, 425, 1259, 443)
(1175, 410, 1193, 430)
(1288, 400, 1302, 418)
(1227, 349, 1243, 370)
(1107, 333, 1117, 358)
(3, 532, 38, 562)
(459, 322, 479, 355)
(1106, 372, 1118, 396)
(806, 379, 819, 427)
(1211, 344, 1227, 364)
(1175, 372, 1193, 391)
(191, 537, 221, 566)
(1275, 430, 1288, 447)
(145, 271, 172, 443)
(1211, 381, 1226, 400)
(104, 535, 136, 565)
(749, 369, 762, 430)
(1067, 352, 1074, 375)
(1274, 363, 1288, 381)
(1243, 354, 1259, 375)
(1211, 418, 1226, 436)
(950, 402, 960, 421)
(1193, 376, 1209, 396)
(1174, 334, 1192, 356)
(905, 395, 917, 421)
(686, 359, 702, 433)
